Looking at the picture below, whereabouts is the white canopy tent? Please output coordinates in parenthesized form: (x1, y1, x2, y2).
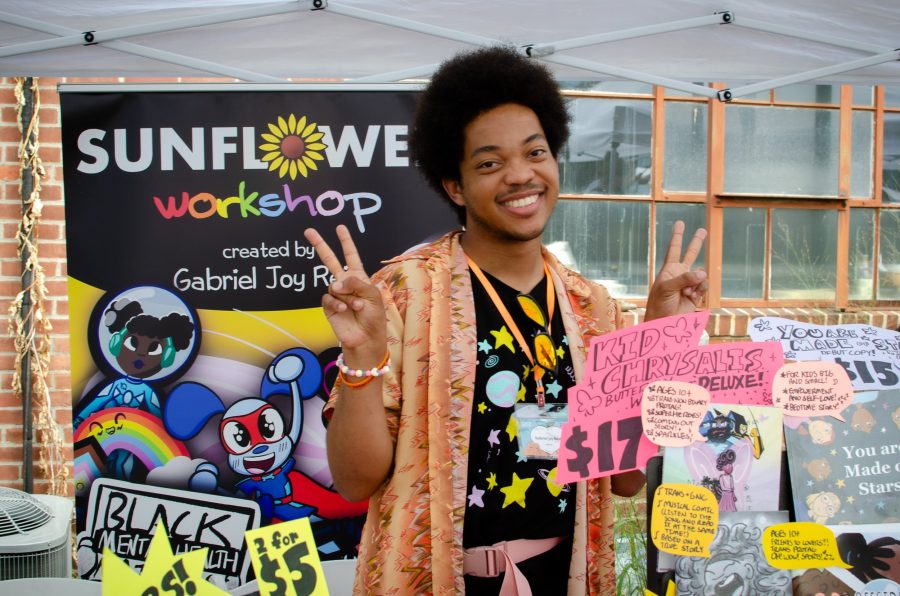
(0, 0, 898, 97)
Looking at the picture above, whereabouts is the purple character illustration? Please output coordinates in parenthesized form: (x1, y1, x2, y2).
(716, 449, 738, 512)
(686, 408, 760, 511)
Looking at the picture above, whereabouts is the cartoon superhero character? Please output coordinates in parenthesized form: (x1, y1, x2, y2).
(75, 295, 196, 428)
(164, 348, 367, 525)
(698, 408, 764, 458)
(74, 288, 198, 482)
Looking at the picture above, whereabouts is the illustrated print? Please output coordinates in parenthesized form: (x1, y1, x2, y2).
(689, 440, 752, 512)
(675, 512, 792, 595)
(73, 286, 199, 483)
(162, 347, 368, 529)
(716, 449, 738, 513)
(664, 405, 783, 515)
(74, 286, 199, 429)
(807, 420, 836, 445)
(791, 568, 853, 596)
(851, 406, 876, 434)
(802, 458, 832, 483)
(805, 491, 841, 524)
(699, 408, 763, 457)
(837, 533, 900, 584)
(783, 391, 899, 526)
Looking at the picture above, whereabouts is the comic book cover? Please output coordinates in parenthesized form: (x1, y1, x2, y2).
(675, 511, 792, 595)
(662, 404, 784, 512)
(792, 523, 900, 596)
(783, 389, 900, 526)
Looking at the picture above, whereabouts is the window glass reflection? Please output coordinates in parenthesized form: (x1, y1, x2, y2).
(544, 200, 650, 298)
(560, 99, 652, 195)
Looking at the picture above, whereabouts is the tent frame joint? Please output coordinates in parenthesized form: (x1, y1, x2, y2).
(523, 44, 554, 58)
(715, 11, 733, 25)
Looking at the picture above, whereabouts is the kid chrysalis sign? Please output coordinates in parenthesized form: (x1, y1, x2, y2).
(61, 85, 456, 589)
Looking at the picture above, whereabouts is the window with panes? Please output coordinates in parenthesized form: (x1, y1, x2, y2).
(544, 82, 900, 307)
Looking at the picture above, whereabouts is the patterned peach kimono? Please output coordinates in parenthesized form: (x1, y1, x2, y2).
(327, 232, 622, 595)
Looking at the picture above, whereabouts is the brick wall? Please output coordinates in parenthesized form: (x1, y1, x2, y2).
(0, 76, 897, 495)
(0, 77, 72, 494)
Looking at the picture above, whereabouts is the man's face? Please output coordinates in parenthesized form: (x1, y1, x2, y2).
(442, 103, 559, 245)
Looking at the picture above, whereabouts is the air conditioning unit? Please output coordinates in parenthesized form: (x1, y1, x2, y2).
(0, 488, 73, 580)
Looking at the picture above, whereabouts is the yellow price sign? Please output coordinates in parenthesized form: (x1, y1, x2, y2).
(102, 522, 228, 596)
(762, 522, 853, 570)
(650, 483, 719, 557)
(245, 517, 327, 596)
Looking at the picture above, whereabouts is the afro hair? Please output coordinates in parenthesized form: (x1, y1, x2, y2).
(408, 45, 570, 224)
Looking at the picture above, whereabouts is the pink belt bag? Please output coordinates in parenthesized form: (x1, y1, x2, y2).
(463, 536, 564, 596)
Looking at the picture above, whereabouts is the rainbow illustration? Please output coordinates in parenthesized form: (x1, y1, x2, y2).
(73, 436, 105, 497)
(74, 407, 189, 470)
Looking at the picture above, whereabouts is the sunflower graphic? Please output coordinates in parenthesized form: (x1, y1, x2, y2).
(259, 114, 327, 180)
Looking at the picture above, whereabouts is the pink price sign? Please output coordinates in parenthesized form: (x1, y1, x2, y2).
(557, 311, 784, 484)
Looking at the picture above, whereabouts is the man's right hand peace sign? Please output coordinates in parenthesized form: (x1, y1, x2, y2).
(303, 225, 387, 359)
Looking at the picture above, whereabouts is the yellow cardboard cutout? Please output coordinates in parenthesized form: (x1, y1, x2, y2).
(644, 579, 676, 596)
(102, 522, 228, 595)
(245, 517, 328, 596)
(762, 522, 853, 570)
(651, 483, 718, 557)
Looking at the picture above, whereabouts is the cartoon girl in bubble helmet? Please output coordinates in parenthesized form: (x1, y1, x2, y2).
(74, 287, 199, 430)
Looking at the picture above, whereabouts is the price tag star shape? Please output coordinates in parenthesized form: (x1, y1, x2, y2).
(102, 522, 228, 596)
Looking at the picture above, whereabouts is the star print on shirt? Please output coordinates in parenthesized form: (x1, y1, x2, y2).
(491, 326, 515, 352)
(545, 379, 562, 398)
(500, 473, 533, 508)
(477, 402, 487, 414)
(468, 486, 485, 508)
(558, 499, 567, 513)
(517, 384, 526, 402)
(487, 429, 501, 447)
(556, 345, 565, 359)
(478, 339, 493, 354)
(486, 473, 498, 490)
(506, 416, 518, 441)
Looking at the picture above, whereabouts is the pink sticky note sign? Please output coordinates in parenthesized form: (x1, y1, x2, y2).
(559, 311, 785, 484)
(771, 361, 854, 421)
(641, 381, 710, 447)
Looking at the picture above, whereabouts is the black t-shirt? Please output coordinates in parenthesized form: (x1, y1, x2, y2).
(463, 269, 577, 594)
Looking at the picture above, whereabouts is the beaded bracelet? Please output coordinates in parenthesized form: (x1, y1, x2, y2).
(337, 351, 391, 388)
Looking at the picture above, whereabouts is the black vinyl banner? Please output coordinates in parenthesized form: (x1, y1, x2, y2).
(61, 87, 455, 586)
(61, 88, 455, 311)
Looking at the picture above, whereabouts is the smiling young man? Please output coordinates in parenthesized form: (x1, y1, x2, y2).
(304, 46, 707, 595)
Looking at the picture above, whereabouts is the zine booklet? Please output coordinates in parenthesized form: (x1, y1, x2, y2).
(783, 388, 900, 526)
(662, 404, 784, 512)
(791, 523, 900, 596)
(674, 510, 792, 595)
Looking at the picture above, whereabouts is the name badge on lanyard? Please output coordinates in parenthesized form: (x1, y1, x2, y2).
(512, 403, 569, 460)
